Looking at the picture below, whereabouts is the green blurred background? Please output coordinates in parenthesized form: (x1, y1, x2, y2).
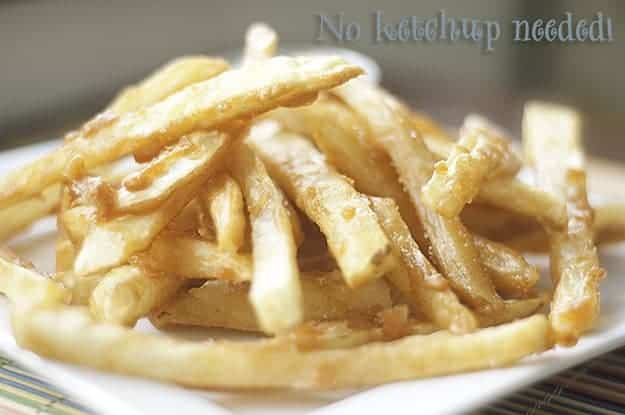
(1, 0, 623, 160)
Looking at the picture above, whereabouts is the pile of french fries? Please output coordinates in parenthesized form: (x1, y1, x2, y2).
(0, 23, 624, 389)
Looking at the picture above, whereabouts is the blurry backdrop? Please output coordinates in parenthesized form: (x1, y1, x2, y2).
(1, 0, 624, 160)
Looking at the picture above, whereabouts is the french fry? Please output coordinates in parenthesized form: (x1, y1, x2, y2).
(0, 183, 60, 241)
(369, 197, 478, 333)
(198, 174, 246, 253)
(240, 21, 305, 249)
(334, 80, 502, 312)
(0, 56, 362, 208)
(524, 102, 605, 345)
(151, 272, 391, 332)
(477, 297, 546, 327)
(73, 131, 232, 275)
(231, 143, 302, 333)
(408, 107, 567, 228)
(290, 318, 437, 351)
(422, 117, 522, 217)
(13, 308, 550, 388)
(242, 23, 278, 66)
(473, 236, 540, 298)
(52, 271, 102, 306)
(411, 111, 455, 159)
(136, 233, 253, 282)
(90, 265, 183, 326)
(268, 100, 425, 244)
(475, 177, 567, 229)
(462, 113, 522, 177)
(0, 248, 69, 308)
(108, 56, 229, 114)
(595, 202, 625, 245)
(165, 198, 204, 235)
(114, 132, 229, 214)
(461, 203, 540, 242)
(247, 125, 395, 288)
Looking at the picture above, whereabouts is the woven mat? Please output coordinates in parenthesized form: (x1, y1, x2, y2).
(1, 350, 624, 415)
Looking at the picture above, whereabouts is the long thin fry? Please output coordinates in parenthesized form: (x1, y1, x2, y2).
(0, 56, 362, 208)
(151, 273, 391, 332)
(90, 265, 183, 326)
(369, 197, 477, 333)
(477, 297, 546, 327)
(114, 132, 228, 214)
(248, 125, 394, 287)
(73, 131, 232, 275)
(108, 56, 229, 114)
(0, 184, 60, 241)
(524, 102, 605, 345)
(290, 319, 437, 351)
(135, 233, 253, 282)
(231, 143, 302, 333)
(268, 100, 426, 243)
(334, 80, 502, 312)
(0, 249, 69, 308)
(473, 236, 540, 298)
(13, 308, 550, 389)
(409, 107, 567, 228)
(423, 118, 521, 217)
(242, 23, 278, 66)
(52, 271, 102, 306)
(475, 177, 567, 229)
(199, 173, 246, 253)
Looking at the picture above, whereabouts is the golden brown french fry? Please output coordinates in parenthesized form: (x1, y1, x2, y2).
(477, 202, 625, 252)
(0, 184, 60, 241)
(369, 197, 477, 333)
(290, 318, 437, 351)
(473, 236, 540, 298)
(165, 198, 204, 235)
(13, 308, 550, 388)
(475, 177, 567, 229)
(595, 202, 625, 245)
(0, 248, 69, 308)
(151, 272, 391, 332)
(268, 100, 425, 243)
(411, 111, 455, 159)
(477, 297, 546, 327)
(334, 80, 502, 312)
(136, 233, 253, 282)
(231, 143, 302, 333)
(407, 107, 567, 228)
(242, 23, 278, 66)
(52, 271, 102, 306)
(114, 132, 230, 214)
(199, 174, 246, 253)
(108, 56, 229, 114)
(73, 131, 232, 276)
(422, 118, 522, 217)
(90, 265, 183, 326)
(0, 56, 362, 208)
(524, 102, 605, 345)
(462, 113, 522, 177)
(247, 125, 395, 288)
(460, 203, 539, 242)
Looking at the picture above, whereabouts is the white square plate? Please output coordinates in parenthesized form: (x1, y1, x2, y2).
(0, 141, 624, 415)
